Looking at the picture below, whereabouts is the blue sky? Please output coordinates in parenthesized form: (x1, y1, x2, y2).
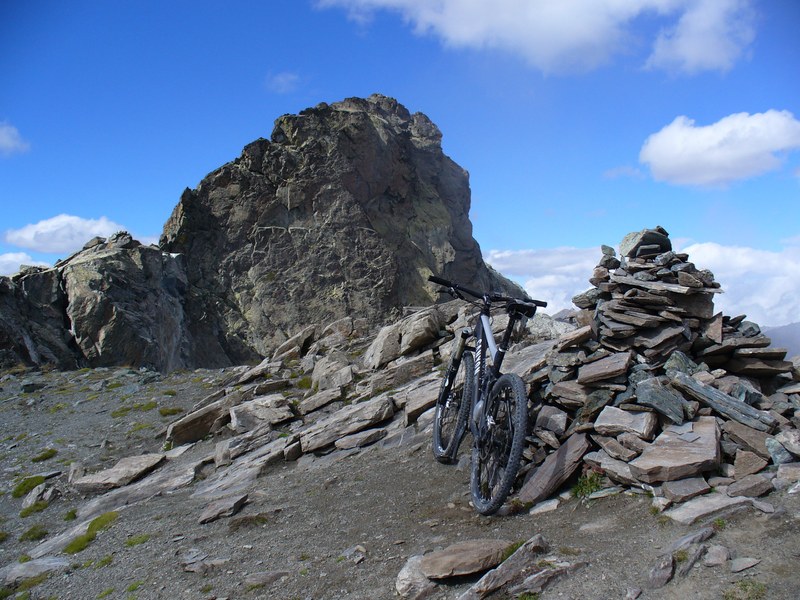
(1, 0, 799, 325)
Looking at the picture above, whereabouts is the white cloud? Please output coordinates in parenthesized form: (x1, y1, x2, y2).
(0, 252, 49, 276)
(486, 238, 800, 328)
(485, 246, 599, 314)
(318, 0, 756, 74)
(645, 0, 755, 74)
(4, 214, 126, 254)
(639, 110, 800, 186)
(266, 71, 301, 94)
(677, 239, 800, 327)
(0, 122, 31, 157)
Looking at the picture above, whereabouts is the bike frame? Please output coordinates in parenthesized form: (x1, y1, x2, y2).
(468, 297, 520, 439)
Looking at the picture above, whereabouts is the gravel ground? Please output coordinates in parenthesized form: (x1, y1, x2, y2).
(1, 366, 799, 599)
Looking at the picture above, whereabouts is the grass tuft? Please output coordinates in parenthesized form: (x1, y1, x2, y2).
(20, 501, 49, 518)
(12, 476, 45, 498)
(31, 448, 58, 463)
(95, 554, 113, 569)
(19, 524, 48, 542)
(722, 580, 767, 600)
(500, 539, 526, 562)
(64, 511, 118, 554)
(571, 471, 603, 499)
(125, 534, 150, 547)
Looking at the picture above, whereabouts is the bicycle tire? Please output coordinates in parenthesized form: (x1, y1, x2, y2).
(470, 372, 528, 515)
(432, 351, 474, 464)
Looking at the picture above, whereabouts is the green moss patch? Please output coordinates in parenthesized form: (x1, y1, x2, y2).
(19, 524, 48, 542)
(64, 511, 119, 554)
(30, 448, 58, 463)
(158, 407, 183, 417)
(125, 534, 150, 547)
(19, 501, 48, 518)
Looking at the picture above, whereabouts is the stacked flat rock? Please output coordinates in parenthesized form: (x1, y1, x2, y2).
(515, 226, 800, 512)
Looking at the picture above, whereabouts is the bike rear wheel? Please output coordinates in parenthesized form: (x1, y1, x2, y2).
(470, 373, 528, 515)
(432, 351, 474, 464)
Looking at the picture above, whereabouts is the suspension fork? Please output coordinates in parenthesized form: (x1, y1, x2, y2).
(471, 316, 497, 441)
(442, 328, 470, 404)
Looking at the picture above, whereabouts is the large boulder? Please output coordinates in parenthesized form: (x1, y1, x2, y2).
(0, 233, 190, 371)
(60, 233, 190, 370)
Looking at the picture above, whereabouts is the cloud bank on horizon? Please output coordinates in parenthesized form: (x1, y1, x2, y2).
(485, 235, 800, 328)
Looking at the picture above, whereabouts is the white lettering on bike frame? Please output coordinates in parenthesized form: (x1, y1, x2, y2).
(480, 314, 499, 365)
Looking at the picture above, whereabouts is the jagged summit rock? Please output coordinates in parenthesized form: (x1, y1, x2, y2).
(0, 94, 520, 371)
(160, 93, 521, 365)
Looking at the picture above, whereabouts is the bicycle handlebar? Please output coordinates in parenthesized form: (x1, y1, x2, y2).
(427, 275, 547, 308)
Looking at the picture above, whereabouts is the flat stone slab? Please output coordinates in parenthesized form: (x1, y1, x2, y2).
(577, 352, 632, 384)
(662, 477, 710, 502)
(583, 450, 638, 486)
(775, 430, 800, 457)
(722, 420, 770, 459)
(594, 406, 658, 440)
(198, 493, 248, 524)
(334, 427, 387, 450)
(518, 433, 590, 504)
(300, 396, 395, 453)
(726, 474, 773, 498)
(298, 387, 343, 416)
(734, 449, 767, 478)
(777, 462, 800, 483)
(229, 394, 294, 432)
(590, 434, 639, 461)
(629, 417, 719, 483)
(664, 492, 751, 525)
(420, 539, 513, 579)
(72, 453, 165, 493)
(1, 556, 71, 586)
(461, 534, 550, 599)
(730, 557, 761, 573)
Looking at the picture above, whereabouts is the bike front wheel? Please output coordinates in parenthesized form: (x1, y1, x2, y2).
(470, 373, 528, 515)
(432, 351, 474, 464)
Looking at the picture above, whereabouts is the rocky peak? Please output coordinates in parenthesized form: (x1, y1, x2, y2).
(160, 93, 520, 366)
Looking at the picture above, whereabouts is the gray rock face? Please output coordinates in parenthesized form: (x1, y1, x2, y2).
(159, 94, 521, 365)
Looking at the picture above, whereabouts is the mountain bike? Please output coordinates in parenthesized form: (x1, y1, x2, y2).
(428, 275, 547, 515)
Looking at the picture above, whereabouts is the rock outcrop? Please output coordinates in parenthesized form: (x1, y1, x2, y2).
(0, 233, 189, 371)
(0, 94, 520, 371)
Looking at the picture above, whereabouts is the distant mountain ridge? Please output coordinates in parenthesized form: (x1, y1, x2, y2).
(0, 94, 521, 371)
(763, 322, 800, 359)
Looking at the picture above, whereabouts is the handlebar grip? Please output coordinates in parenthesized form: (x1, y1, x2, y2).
(428, 275, 452, 287)
(533, 300, 548, 308)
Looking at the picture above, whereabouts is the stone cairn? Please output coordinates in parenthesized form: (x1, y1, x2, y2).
(514, 226, 800, 517)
